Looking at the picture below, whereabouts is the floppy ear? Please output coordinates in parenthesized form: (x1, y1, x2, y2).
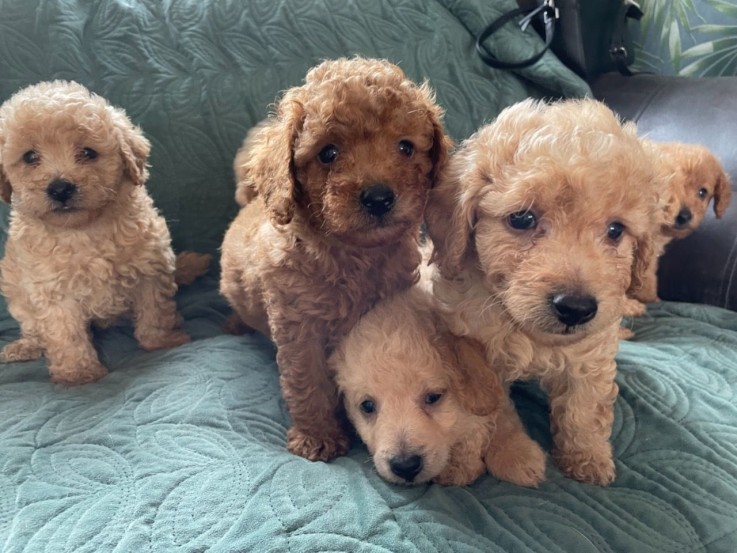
(627, 231, 656, 300)
(244, 90, 305, 226)
(713, 170, 732, 218)
(425, 147, 482, 278)
(418, 83, 452, 185)
(111, 107, 151, 187)
(429, 117, 452, 186)
(434, 321, 501, 417)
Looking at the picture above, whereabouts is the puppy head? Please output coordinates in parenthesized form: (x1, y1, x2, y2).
(427, 99, 658, 344)
(329, 288, 500, 485)
(655, 142, 731, 238)
(237, 56, 451, 247)
(0, 80, 150, 228)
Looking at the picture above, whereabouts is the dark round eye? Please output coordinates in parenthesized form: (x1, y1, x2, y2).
(424, 392, 443, 405)
(698, 187, 708, 199)
(80, 147, 98, 161)
(318, 144, 339, 164)
(398, 140, 414, 157)
(607, 221, 625, 242)
(359, 399, 376, 415)
(22, 150, 40, 165)
(507, 210, 537, 230)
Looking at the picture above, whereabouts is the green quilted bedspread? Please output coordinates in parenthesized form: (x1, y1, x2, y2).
(1, 1, 736, 552)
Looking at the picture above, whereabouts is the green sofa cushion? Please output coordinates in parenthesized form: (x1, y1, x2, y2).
(1, 295, 736, 551)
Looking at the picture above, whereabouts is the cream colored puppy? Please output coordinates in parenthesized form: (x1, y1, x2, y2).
(427, 99, 659, 486)
(0, 81, 199, 385)
(329, 283, 547, 487)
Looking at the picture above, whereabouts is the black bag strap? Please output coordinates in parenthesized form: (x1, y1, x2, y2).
(475, 0, 559, 70)
(609, 0, 644, 76)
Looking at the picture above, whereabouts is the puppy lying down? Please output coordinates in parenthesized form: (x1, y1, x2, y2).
(0, 81, 209, 385)
(329, 281, 546, 487)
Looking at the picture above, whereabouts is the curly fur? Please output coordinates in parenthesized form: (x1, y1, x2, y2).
(220, 57, 451, 461)
(624, 140, 732, 315)
(0, 81, 201, 385)
(426, 99, 660, 485)
(329, 282, 547, 487)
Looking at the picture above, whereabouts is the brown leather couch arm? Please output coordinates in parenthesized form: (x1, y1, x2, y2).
(591, 73, 737, 310)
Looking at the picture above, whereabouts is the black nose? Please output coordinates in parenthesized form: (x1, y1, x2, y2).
(551, 293, 598, 326)
(389, 453, 423, 482)
(675, 208, 693, 227)
(46, 179, 77, 204)
(359, 184, 395, 218)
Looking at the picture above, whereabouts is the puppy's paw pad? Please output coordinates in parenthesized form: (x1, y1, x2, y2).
(554, 447, 615, 486)
(139, 330, 190, 351)
(1, 339, 43, 362)
(287, 426, 350, 462)
(50, 362, 108, 386)
(487, 436, 547, 487)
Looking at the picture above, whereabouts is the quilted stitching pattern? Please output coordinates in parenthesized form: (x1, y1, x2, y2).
(1, 289, 736, 552)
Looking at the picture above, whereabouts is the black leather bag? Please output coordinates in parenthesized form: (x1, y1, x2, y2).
(476, 0, 643, 79)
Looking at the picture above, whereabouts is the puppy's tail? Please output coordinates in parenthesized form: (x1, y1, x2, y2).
(174, 251, 212, 286)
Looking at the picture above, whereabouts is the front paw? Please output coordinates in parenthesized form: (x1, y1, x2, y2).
(553, 445, 615, 486)
(486, 433, 547, 487)
(622, 297, 647, 318)
(287, 425, 350, 462)
(2, 338, 43, 362)
(138, 329, 190, 351)
(50, 361, 108, 386)
(434, 458, 485, 486)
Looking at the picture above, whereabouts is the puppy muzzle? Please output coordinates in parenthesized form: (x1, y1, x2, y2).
(674, 207, 693, 229)
(549, 292, 598, 328)
(388, 452, 424, 483)
(46, 178, 78, 207)
(359, 183, 396, 218)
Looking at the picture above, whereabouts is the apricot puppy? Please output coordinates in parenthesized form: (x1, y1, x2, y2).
(0, 81, 194, 385)
(220, 57, 450, 461)
(624, 140, 731, 316)
(329, 283, 546, 487)
(427, 99, 659, 485)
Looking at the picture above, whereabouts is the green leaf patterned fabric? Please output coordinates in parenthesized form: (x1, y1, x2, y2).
(0, 0, 588, 255)
(0, 1, 736, 552)
(633, 0, 737, 76)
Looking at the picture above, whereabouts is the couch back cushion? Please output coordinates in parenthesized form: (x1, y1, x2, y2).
(0, 0, 588, 254)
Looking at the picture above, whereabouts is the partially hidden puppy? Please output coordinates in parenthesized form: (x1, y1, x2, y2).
(329, 281, 546, 487)
(0, 81, 210, 385)
(624, 140, 732, 317)
(426, 99, 659, 485)
(220, 57, 450, 461)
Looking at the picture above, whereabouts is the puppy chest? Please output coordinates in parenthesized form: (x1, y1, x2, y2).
(7, 242, 161, 316)
(275, 261, 412, 342)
